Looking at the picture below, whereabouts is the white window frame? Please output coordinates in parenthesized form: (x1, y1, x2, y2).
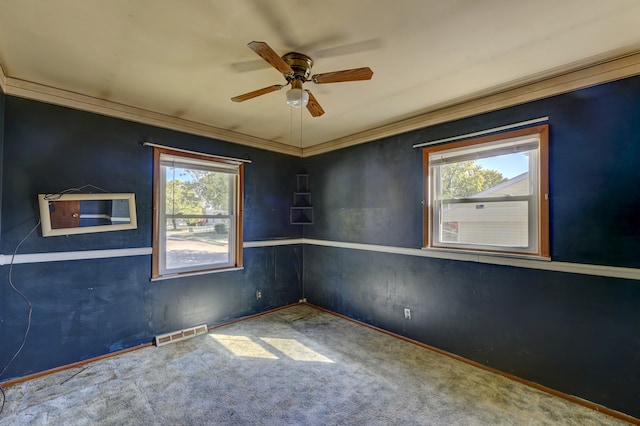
(152, 147, 244, 278)
(423, 125, 549, 258)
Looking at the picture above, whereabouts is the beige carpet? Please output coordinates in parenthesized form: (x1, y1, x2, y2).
(0, 304, 630, 425)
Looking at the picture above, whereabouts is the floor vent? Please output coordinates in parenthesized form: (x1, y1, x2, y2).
(155, 324, 208, 347)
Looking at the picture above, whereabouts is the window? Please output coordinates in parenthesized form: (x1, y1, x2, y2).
(152, 147, 243, 278)
(423, 125, 549, 257)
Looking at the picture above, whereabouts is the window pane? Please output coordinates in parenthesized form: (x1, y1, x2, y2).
(440, 151, 531, 200)
(424, 125, 549, 257)
(164, 218, 231, 270)
(162, 161, 234, 272)
(153, 149, 242, 278)
(440, 200, 528, 247)
(434, 146, 534, 249)
(164, 165, 232, 217)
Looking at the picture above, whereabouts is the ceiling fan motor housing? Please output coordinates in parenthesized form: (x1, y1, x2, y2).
(282, 52, 313, 81)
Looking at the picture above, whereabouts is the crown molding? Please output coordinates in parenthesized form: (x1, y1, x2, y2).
(0, 62, 7, 92)
(303, 51, 640, 157)
(1, 75, 302, 157)
(2, 50, 640, 159)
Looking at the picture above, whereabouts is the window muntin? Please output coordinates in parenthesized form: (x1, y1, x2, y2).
(153, 149, 243, 278)
(424, 125, 549, 257)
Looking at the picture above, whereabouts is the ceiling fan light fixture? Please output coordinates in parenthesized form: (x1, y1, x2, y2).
(232, 41, 371, 117)
(286, 87, 309, 108)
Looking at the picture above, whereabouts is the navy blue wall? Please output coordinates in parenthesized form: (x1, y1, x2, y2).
(2, 76, 640, 418)
(0, 97, 303, 379)
(303, 76, 640, 417)
(0, 90, 4, 240)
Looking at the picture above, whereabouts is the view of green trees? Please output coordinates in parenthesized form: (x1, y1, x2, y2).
(441, 160, 506, 199)
(165, 168, 230, 228)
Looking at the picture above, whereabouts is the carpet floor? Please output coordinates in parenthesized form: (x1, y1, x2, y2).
(0, 304, 630, 425)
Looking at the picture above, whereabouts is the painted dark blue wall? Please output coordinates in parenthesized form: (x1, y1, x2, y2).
(2, 75, 640, 419)
(303, 76, 640, 417)
(0, 96, 303, 379)
(0, 90, 4, 241)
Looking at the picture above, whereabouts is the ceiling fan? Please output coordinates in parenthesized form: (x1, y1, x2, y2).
(231, 41, 374, 117)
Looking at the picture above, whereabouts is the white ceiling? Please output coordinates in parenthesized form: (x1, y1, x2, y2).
(2, 0, 640, 149)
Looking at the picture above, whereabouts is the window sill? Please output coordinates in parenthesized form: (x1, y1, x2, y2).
(150, 266, 244, 282)
(421, 246, 551, 262)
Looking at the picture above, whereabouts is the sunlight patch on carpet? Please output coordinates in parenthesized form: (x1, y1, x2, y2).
(209, 333, 334, 363)
(209, 334, 278, 359)
(261, 337, 334, 363)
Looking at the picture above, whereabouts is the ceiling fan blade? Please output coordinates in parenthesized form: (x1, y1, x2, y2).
(251, 3, 299, 48)
(231, 84, 285, 102)
(311, 67, 373, 84)
(230, 59, 271, 73)
(313, 39, 383, 59)
(305, 90, 325, 117)
(247, 41, 293, 75)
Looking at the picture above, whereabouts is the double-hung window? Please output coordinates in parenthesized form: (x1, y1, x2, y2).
(424, 125, 549, 257)
(152, 148, 243, 278)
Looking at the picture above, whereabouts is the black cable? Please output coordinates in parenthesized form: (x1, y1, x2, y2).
(0, 384, 5, 416)
(43, 184, 109, 201)
(0, 219, 41, 416)
(0, 185, 109, 415)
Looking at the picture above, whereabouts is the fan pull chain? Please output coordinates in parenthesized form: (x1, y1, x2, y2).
(299, 102, 303, 150)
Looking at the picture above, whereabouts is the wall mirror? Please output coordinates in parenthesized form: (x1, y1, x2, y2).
(38, 193, 137, 237)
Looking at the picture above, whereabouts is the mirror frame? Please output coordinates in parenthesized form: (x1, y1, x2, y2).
(39, 193, 137, 237)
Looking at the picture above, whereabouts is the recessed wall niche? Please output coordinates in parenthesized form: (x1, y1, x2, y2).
(38, 193, 137, 237)
(290, 173, 313, 225)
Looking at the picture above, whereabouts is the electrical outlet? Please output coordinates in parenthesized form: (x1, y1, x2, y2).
(404, 308, 411, 320)
(256, 290, 262, 300)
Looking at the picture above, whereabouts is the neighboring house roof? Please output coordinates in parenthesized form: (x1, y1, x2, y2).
(443, 172, 530, 224)
(471, 172, 528, 198)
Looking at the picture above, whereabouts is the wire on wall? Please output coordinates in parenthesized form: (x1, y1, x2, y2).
(0, 219, 40, 415)
(0, 184, 109, 415)
(42, 184, 109, 200)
